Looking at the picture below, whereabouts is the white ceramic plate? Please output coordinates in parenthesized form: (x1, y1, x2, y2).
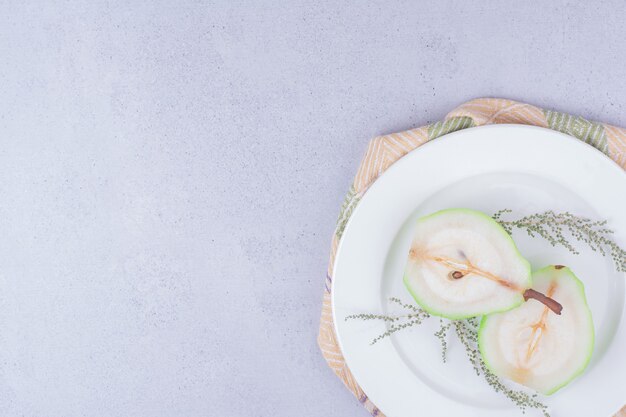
(332, 125, 626, 417)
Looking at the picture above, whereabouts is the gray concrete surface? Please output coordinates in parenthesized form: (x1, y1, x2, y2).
(0, 1, 625, 416)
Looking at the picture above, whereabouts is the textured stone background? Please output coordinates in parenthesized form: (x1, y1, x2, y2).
(0, 1, 624, 416)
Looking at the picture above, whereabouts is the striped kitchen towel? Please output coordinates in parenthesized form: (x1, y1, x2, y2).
(318, 98, 626, 417)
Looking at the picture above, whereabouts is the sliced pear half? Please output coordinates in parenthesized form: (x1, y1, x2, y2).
(403, 209, 545, 319)
(479, 266, 594, 395)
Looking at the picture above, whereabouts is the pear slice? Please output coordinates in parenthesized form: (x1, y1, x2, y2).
(478, 266, 594, 395)
(403, 209, 542, 319)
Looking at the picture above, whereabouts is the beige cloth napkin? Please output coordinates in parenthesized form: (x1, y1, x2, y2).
(318, 98, 626, 416)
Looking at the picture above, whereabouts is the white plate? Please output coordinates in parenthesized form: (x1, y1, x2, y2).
(332, 125, 626, 417)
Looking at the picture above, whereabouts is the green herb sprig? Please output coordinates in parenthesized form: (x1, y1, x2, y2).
(345, 297, 430, 345)
(434, 320, 452, 363)
(493, 209, 626, 272)
(345, 301, 550, 416)
(453, 319, 549, 417)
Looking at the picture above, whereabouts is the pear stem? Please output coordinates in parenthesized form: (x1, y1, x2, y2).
(523, 289, 563, 315)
